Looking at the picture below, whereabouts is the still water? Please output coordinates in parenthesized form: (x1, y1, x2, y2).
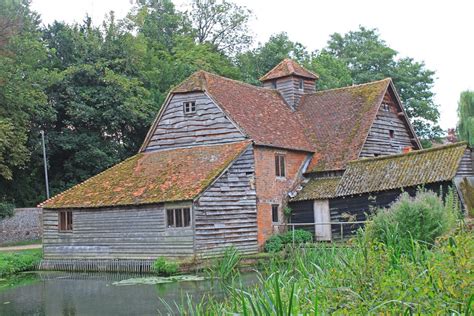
(0, 272, 253, 315)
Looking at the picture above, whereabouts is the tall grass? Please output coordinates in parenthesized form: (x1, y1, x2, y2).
(175, 190, 472, 314)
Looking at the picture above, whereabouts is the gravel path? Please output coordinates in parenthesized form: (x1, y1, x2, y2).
(0, 244, 42, 252)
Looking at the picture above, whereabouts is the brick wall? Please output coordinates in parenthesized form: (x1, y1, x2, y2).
(0, 208, 42, 245)
(254, 146, 309, 246)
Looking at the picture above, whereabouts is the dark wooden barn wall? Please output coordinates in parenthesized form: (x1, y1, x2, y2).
(194, 146, 258, 257)
(43, 204, 194, 260)
(145, 92, 245, 152)
(328, 181, 453, 240)
(288, 200, 315, 235)
(456, 148, 474, 177)
(360, 93, 413, 157)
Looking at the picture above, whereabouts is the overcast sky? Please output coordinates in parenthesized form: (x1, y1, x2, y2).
(30, 0, 474, 130)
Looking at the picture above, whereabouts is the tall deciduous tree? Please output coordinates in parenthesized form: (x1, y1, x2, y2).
(188, 0, 253, 55)
(457, 91, 474, 146)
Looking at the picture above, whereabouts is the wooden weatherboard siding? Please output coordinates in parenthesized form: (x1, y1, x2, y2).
(360, 92, 413, 157)
(263, 76, 315, 109)
(145, 92, 245, 152)
(43, 204, 194, 260)
(194, 146, 258, 257)
(456, 148, 474, 177)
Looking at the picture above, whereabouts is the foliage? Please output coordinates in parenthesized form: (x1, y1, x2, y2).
(0, 200, 14, 219)
(264, 235, 284, 253)
(366, 190, 458, 256)
(264, 229, 313, 253)
(209, 246, 241, 280)
(457, 90, 474, 146)
(0, 249, 42, 277)
(326, 26, 441, 139)
(153, 257, 179, 276)
(179, 225, 472, 315)
(282, 206, 292, 218)
(309, 50, 352, 90)
(188, 0, 253, 55)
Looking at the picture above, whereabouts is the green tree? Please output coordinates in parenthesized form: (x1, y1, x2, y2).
(308, 50, 352, 90)
(457, 90, 474, 146)
(188, 0, 253, 55)
(237, 32, 309, 85)
(326, 26, 441, 139)
(0, 0, 49, 181)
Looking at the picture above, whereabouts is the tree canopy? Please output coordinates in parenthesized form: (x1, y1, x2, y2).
(457, 91, 474, 146)
(0, 1, 446, 207)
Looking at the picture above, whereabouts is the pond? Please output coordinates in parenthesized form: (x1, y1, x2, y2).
(0, 271, 256, 315)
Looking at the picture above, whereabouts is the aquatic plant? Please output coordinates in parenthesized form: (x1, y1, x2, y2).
(153, 257, 179, 276)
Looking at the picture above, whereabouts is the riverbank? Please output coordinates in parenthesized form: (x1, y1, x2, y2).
(0, 249, 42, 278)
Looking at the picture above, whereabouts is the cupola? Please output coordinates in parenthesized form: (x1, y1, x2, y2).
(260, 59, 319, 108)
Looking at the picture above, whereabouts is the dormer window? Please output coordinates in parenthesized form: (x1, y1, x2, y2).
(298, 79, 304, 90)
(183, 101, 196, 114)
(271, 80, 277, 89)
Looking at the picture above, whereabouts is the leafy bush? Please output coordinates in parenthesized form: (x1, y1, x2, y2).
(0, 201, 14, 219)
(0, 249, 42, 277)
(153, 257, 179, 276)
(264, 235, 284, 253)
(366, 189, 458, 254)
(264, 229, 313, 252)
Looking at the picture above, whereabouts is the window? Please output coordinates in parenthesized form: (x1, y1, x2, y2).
(389, 130, 395, 139)
(183, 101, 196, 114)
(272, 205, 279, 223)
(271, 80, 277, 89)
(382, 103, 390, 111)
(298, 79, 304, 90)
(275, 154, 286, 177)
(166, 208, 191, 228)
(58, 211, 73, 231)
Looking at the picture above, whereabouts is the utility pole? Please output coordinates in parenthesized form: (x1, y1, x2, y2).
(40, 130, 50, 199)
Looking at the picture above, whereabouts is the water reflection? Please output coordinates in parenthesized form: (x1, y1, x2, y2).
(0, 272, 254, 315)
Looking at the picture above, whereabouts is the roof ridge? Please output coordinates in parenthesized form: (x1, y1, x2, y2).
(348, 141, 468, 165)
(307, 78, 392, 96)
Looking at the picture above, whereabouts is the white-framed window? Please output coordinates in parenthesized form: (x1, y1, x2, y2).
(183, 101, 196, 114)
(166, 208, 191, 228)
(275, 154, 286, 178)
(58, 211, 73, 232)
(298, 79, 304, 90)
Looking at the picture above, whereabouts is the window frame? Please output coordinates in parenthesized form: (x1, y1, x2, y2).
(389, 129, 395, 139)
(271, 80, 277, 89)
(271, 204, 280, 223)
(58, 211, 73, 232)
(183, 101, 196, 114)
(275, 154, 286, 178)
(166, 207, 191, 229)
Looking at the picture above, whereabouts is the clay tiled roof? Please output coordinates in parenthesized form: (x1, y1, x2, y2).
(335, 142, 468, 196)
(259, 59, 319, 81)
(291, 177, 342, 201)
(298, 79, 391, 172)
(172, 71, 314, 152)
(41, 141, 250, 209)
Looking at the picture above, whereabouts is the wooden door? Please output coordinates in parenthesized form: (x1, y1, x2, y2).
(313, 200, 331, 241)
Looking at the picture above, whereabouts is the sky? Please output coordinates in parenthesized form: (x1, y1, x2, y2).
(30, 0, 474, 130)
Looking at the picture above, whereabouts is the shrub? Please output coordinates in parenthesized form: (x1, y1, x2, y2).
(264, 229, 313, 252)
(281, 229, 313, 244)
(211, 246, 241, 280)
(264, 235, 284, 253)
(0, 249, 42, 277)
(0, 201, 14, 219)
(153, 257, 179, 276)
(366, 189, 458, 253)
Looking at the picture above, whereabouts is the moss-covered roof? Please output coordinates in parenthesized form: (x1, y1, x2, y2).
(290, 177, 342, 201)
(336, 142, 468, 196)
(297, 79, 392, 172)
(259, 58, 319, 81)
(41, 141, 250, 209)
